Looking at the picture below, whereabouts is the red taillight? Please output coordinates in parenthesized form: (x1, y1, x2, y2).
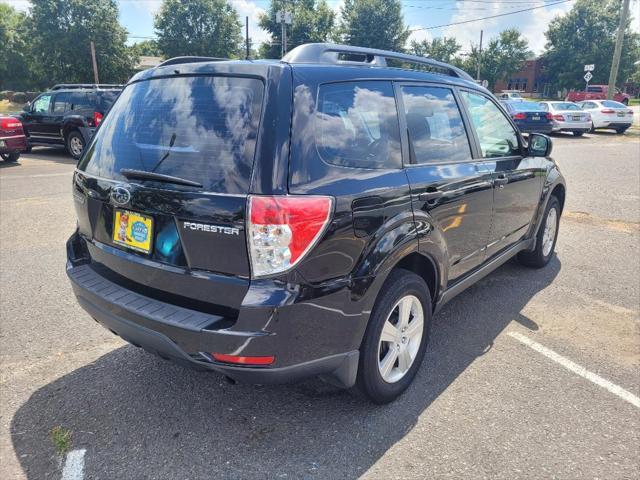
(248, 195, 333, 277)
(553, 114, 565, 121)
(93, 111, 104, 126)
(0, 117, 22, 129)
(627, 110, 634, 115)
(212, 353, 275, 365)
(601, 109, 615, 114)
(513, 112, 526, 120)
(545, 113, 553, 120)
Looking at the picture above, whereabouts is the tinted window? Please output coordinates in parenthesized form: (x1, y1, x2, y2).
(69, 92, 93, 111)
(78, 76, 264, 194)
(97, 91, 120, 111)
(461, 91, 520, 159)
(316, 81, 401, 169)
(602, 100, 626, 108)
(53, 93, 71, 114)
(509, 102, 545, 112)
(586, 86, 603, 92)
(401, 86, 471, 164)
(33, 94, 52, 113)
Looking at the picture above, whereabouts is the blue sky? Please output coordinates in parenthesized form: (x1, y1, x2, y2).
(6, 0, 640, 55)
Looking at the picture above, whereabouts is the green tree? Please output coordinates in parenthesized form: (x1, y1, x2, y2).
(409, 37, 461, 64)
(462, 29, 531, 89)
(154, 0, 242, 58)
(129, 40, 161, 58)
(0, 3, 32, 90)
(543, 0, 640, 90)
(258, 0, 335, 59)
(337, 0, 409, 52)
(27, 0, 134, 88)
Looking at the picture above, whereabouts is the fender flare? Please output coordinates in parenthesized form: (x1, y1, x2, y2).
(528, 164, 566, 249)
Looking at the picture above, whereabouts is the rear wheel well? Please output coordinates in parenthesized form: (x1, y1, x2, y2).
(550, 184, 565, 213)
(394, 253, 438, 308)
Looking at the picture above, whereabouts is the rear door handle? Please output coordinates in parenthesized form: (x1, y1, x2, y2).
(418, 190, 444, 202)
(494, 175, 509, 187)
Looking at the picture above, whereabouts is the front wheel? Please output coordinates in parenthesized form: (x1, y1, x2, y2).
(66, 130, 85, 160)
(518, 196, 560, 268)
(589, 122, 596, 133)
(616, 127, 628, 134)
(1, 152, 20, 162)
(355, 269, 432, 404)
(573, 131, 584, 137)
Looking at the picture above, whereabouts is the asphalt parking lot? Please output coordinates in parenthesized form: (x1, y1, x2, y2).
(1, 131, 639, 479)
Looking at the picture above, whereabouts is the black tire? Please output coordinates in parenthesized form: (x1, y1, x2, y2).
(518, 196, 561, 268)
(4, 152, 20, 162)
(621, 98, 629, 106)
(572, 131, 584, 137)
(616, 127, 628, 135)
(355, 269, 432, 404)
(589, 122, 596, 133)
(66, 130, 85, 160)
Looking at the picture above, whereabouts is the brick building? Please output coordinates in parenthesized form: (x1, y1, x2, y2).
(493, 58, 550, 97)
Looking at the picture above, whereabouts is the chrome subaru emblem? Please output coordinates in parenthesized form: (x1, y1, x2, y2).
(111, 185, 131, 206)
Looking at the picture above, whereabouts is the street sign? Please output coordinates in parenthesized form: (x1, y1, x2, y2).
(276, 10, 292, 24)
(584, 71, 593, 82)
(481, 79, 489, 88)
(584, 64, 595, 72)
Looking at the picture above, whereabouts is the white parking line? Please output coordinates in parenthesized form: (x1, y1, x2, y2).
(508, 332, 640, 409)
(61, 449, 86, 480)
(0, 172, 72, 180)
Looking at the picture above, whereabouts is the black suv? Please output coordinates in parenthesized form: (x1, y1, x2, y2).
(19, 84, 122, 159)
(66, 44, 565, 403)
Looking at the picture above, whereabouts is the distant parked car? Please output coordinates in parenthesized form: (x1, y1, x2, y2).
(18, 84, 122, 159)
(566, 85, 630, 105)
(577, 100, 634, 134)
(498, 90, 525, 101)
(501, 100, 553, 134)
(538, 101, 592, 136)
(0, 114, 27, 162)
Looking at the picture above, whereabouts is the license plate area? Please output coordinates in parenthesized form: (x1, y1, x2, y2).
(113, 209, 154, 254)
(532, 116, 540, 121)
(572, 115, 581, 121)
(617, 112, 625, 117)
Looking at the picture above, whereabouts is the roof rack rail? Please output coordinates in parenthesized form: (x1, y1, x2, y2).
(50, 83, 124, 90)
(158, 56, 228, 67)
(282, 43, 474, 81)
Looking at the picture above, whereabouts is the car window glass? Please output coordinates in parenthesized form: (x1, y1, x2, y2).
(554, 102, 580, 111)
(509, 102, 545, 112)
(586, 86, 602, 92)
(602, 100, 626, 108)
(401, 86, 472, 164)
(53, 93, 71, 114)
(69, 92, 93, 110)
(33, 94, 52, 113)
(460, 91, 520, 159)
(316, 81, 401, 169)
(539, 103, 549, 111)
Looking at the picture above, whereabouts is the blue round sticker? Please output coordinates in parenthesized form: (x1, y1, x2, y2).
(131, 221, 148, 242)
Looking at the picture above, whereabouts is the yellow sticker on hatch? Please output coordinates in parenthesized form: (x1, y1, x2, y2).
(113, 209, 153, 254)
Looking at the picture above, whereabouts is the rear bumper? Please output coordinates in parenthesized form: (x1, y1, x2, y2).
(66, 234, 361, 387)
(517, 123, 553, 134)
(552, 120, 591, 132)
(594, 120, 632, 129)
(0, 135, 27, 153)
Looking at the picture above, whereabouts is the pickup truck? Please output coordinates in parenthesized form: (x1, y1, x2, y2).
(566, 85, 630, 105)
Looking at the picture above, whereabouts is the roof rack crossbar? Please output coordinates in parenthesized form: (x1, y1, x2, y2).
(158, 56, 229, 67)
(51, 83, 124, 90)
(282, 43, 474, 81)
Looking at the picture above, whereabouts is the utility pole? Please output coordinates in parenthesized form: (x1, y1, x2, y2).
(277, 10, 292, 58)
(245, 16, 250, 60)
(477, 30, 483, 82)
(607, 0, 630, 100)
(90, 41, 99, 84)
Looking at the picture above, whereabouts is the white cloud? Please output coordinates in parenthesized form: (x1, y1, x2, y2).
(231, 0, 269, 45)
(4, 0, 30, 12)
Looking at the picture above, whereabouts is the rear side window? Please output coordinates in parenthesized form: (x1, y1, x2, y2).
(401, 86, 471, 164)
(53, 93, 71, 114)
(69, 92, 93, 111)
(97, 91, 120, 112)
(78, 76, 264, 193)
(316, 81, 401, 169)
(602, 100, 626, 108)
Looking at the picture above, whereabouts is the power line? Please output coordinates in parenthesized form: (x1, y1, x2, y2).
(408, 0, 574, 32)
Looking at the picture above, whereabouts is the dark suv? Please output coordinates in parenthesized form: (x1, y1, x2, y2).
(66, 44, 565, 403)
(19, 84, 122, 159)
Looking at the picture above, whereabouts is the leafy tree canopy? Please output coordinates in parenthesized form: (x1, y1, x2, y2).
(258, 0, 335, 59)
(337, 0, 409, 52)
(129, 40, 161, 58)
(409, 37, 462, 64)
(0, 3, 31, 90)
(28, 0, 134, 88)
(154, 0, 242, 58)
(542, 0, 640, 90)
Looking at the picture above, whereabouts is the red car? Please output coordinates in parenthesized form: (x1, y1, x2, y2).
(0, 114, 27, 162)
(566, 85, 631, 105)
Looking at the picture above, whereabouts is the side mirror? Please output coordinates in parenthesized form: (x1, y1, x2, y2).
(528, 133, 552, 157)
(22, 102, 31, 112)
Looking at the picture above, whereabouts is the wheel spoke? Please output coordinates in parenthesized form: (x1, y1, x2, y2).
(379, 346, 398, 379)
(398, 297, 412, 330)
(397, 346, 412, 373)
(404, 318, 423, 342)
(380, 320, 398, 343)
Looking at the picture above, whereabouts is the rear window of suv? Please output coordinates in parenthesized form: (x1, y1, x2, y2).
(78, 76, 263, 193)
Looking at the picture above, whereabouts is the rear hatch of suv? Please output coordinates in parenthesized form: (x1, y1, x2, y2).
(73, 71, 267, 316)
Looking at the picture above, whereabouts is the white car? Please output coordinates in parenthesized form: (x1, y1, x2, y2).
(498, 90, 525, 101)
(577, 100, 634, 134)
(539, 101, 592, 137)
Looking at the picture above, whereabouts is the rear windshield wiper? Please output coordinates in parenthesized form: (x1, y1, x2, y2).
(120, 169, 203, 188)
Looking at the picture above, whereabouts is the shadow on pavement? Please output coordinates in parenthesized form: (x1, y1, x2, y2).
(22, 147, 77, 165)
(11, 257, 560, 479)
